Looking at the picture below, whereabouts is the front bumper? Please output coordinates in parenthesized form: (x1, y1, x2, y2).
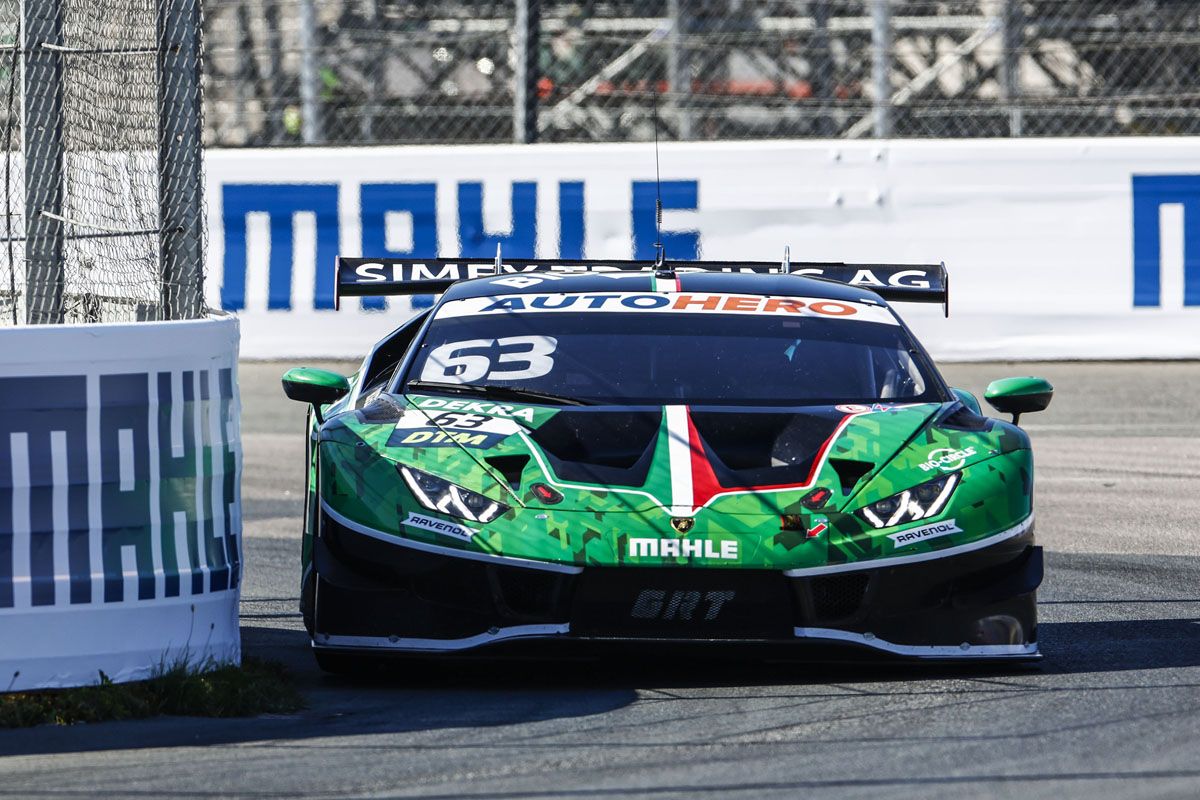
(312, 505, 1041, 662)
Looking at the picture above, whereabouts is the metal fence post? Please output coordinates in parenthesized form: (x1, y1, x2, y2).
(870, 0, 892, 139)
(158, 0, 205, 320)
(667, 0, 691, 140)
(513, 0, 539, 143)
(361, 0, 377, 142)
(298, 0, 321, 144)
(263, 1, 283, 144)
(1000, 0, 1024, 137)
(810, 0, 833, 137)
(22, 0, 65, 324)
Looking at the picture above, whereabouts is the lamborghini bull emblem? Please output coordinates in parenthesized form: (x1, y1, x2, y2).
(671, 517, 695, 534)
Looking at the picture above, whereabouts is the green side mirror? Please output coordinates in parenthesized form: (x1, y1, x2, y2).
(984, 376, 1053, 425)
(949, 387, 982, 415)
(282, 367, 350, 422)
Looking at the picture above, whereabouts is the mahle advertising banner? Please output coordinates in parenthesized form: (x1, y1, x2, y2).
(0, 316, 242, 691)
(205, 138, 1200, 360)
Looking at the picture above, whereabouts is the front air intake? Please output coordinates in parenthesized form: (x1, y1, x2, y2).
(810, 573, 870, 621)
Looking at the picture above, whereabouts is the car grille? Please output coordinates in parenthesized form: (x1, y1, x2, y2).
(810, 573, 870, 621)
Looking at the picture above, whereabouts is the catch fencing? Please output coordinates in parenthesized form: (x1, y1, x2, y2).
(0, 0, 205, 326)
(0, 0, 242, 692)
(203, 0, 1200, 147)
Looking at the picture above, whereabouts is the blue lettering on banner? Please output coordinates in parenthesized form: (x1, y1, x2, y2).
(1132, 174, 1200, 307)
(0, 376, 89, 608)
(222, 183, 340, 311)
(458, 181, 538, 258)
(558, 181, 585, 259)
(632, 180, 700, 261)
(101, 373, 155, 602)
(361, 182, 439, 311)
(216, 179, 702, 312)
(0, 369, 241, 610)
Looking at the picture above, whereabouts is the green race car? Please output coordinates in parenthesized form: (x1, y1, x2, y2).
(283, 257, 1051, 671)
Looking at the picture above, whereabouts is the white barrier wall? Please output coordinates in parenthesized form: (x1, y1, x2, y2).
(0, 316, 241, 691)
(206, 138, 1200, 360)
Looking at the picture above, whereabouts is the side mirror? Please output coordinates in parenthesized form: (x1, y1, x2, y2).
(282, 368, 350, 423)
(949, 387, 981, 415)
(984, 377, 1053, 425)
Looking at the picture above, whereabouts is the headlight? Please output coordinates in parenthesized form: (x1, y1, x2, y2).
(857, 472, 960, 529)
(398, 465, 509, 524)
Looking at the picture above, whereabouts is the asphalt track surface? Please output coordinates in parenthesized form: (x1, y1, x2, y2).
(4, 361, 1200, 799)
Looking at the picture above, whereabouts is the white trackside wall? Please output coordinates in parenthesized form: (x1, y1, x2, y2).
(206, 138, 1200, 360)
(0, 316, 242, 691)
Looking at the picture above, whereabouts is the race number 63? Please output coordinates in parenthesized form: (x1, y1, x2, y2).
(422, 336, 558, 382)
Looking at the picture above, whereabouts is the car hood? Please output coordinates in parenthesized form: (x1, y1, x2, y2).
(323, 393, 960, 516)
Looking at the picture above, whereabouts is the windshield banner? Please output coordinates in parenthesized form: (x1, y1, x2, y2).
(434, 292, 900, 325)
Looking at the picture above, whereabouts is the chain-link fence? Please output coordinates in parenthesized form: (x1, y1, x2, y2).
(0, 0, 205, 326)
(203, 0, 1200, 147)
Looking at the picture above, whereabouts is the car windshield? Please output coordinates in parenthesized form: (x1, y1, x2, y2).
(399, 291, 944, 406)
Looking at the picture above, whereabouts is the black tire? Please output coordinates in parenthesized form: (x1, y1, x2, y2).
(300, 411, 318, 637)
(299, 568, 315, 636)
(314, 649, 377, 676)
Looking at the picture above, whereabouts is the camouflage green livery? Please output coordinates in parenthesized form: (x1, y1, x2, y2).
(308, 388, 1032, 573)
(288, 260, 1048, 666)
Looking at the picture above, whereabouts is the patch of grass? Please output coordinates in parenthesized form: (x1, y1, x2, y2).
(0, 656, 304, 729)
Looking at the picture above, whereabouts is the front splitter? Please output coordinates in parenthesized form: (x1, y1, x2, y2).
(313, 624, 1040, 662)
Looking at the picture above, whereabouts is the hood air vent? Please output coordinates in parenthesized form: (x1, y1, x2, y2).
(689, 411, 843, 487)
(828, 458, 874, 494)
(527, 410, 660, 487)
(485, 454, 530, 491)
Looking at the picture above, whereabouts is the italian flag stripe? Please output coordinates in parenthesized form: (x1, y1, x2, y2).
(652, 274, 680, 293)
(664, 404, 723, 515)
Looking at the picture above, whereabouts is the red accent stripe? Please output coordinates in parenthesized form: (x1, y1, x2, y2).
(685, 409, 722, 510)
(674, 275, 682, 293)
(685, 413, 855, 508)
(741, 421, 846, 492)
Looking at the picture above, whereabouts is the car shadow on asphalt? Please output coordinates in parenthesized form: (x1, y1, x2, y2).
(4, 616, 1199, 758)
(1037, 616, 1200, 674)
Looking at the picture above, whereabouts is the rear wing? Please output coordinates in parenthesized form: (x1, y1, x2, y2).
(335, 257, 949, 315)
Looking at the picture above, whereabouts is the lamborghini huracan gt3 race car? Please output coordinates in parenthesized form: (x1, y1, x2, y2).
(282, 256, 1053, 671)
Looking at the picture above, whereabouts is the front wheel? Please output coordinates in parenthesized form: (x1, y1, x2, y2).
(314, 649, 377, 676)
(300, 568, 315, 636)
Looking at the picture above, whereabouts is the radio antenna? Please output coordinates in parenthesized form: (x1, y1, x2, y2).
(657, 89, 676, 272)
(652, 88, 665, 269)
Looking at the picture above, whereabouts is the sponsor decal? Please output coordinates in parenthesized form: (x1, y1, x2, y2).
(627, 537, 738, 560)
(887, 519, 963, 548)
(403, 511, 477, 542)
(807, 515, 829, 539)
(390, 428, 504, 449)
(918, 446, 977, 472)
(410, 396, 537, 424)
(351, 261, 645, 285)
(835, 403, 891, 414)
(389, 408, 519, 448)
(491, 274, 566, 289)
(826, 267, 931, 290)
(434, 293, 899, 325)
(630, 589, 737, 621)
